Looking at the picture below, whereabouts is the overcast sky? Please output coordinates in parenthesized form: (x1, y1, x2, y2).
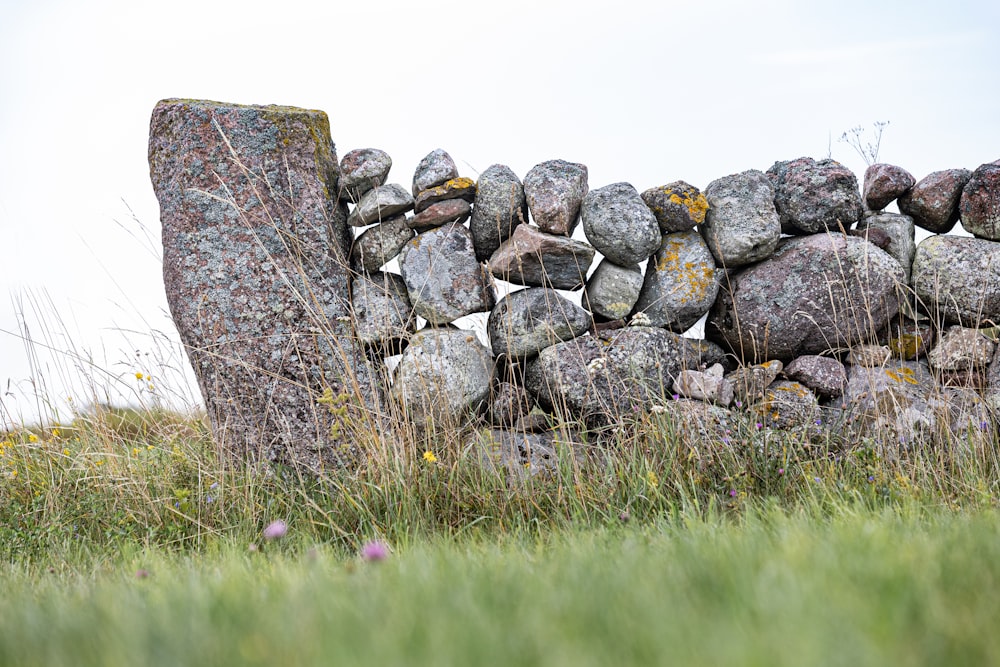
(2, 0, 998, 426)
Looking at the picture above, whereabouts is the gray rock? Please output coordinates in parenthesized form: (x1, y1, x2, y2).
(350, 214, 413, 272)
(350, 272, 415, 350)
(673, 365, 734, 406)
(701, 170, 781, 267)
(488, 224, 595, 290)
(707, 234, 903, 363)
(726, 360, 783, 407)
(581, 182, 662, 266)
(487, 381, 534, 428)
(487, 287, 592, 360)
(524, 326, 695, 424)
(847, 344, 892, 367)
(927, 325, 996, 373)
(398, 222, 495, 325)
(855, 213, 916, 284)
(583, 259, 643, 321)
(412, 149, 458, 197)
(408, 199, 472, 231)
(898, 169, 971, 234)
(863, 163, 915, 211)
(960, 161, 1000, 240)
(391, 328, 494, 429)
(767, 157, 863, 234)
(755, 380, 820, 430)
(469, 164, 527, 261)
(347, 183, 414, 227)
(523, 159, 589, 236)
(467, 428, 587, 482)
(783, 355, 847, 400)
(881, 319, 936, 361)
(340, 148, 392, 202)
(414, 177, 477, 213)
(632, 230, 719, 333)
(148, 99, 380, 471)
(912, 235, 1000, 327)
(641, 181, 709, 233)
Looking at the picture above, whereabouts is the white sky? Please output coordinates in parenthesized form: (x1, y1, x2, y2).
(2, 0, 998, 426)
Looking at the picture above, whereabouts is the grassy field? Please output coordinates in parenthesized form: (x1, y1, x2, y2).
(1, 400, 999, 666)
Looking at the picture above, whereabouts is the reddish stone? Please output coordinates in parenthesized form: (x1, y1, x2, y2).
(960, 161, 1000, 240)
(898, 168, 971, 234)
(863, 163, 915, 211)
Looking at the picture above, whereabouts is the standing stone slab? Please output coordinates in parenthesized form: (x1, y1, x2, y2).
(960, 161, 1000, 240)
(470, 164, 527, 261)
(897, 169, 971, 234)
(488, 224, 595, 290)
(707, 234, 904, 363)
(581, 182, 662, 266)
(912, 235, 1000, 327)
(523, 159, 589, 236)
(149, 98, 379, 470)
(398, 222, 495, 324)
(583, 259, 643, 321)
(700, 170, 780, 267)
(487, 287, 592, 360)
(632, 230, 719, 333)
(767, 157, 863, 234)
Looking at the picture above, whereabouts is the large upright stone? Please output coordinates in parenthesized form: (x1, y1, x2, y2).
(707, 234, 904, 363)
(767, 157, 863, 234)
(523, 159, 589, 236)
(469, 165, 527, 261)
(700, 170, 780, 267)
(632, 230, 719, 333)
(148, 98, 379, 470)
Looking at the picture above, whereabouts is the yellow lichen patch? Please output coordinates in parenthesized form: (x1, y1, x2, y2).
(773, 383, 809, 397)
(884, 367, 919, 385)
(889, 334, 922, 360)
(668, 191, 709, 224)
(426, 177, 476, 196)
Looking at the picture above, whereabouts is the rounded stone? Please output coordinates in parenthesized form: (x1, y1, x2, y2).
(912, 235, 1000, 327)
(487, 287, 592, 360)
(408, 199, 472, 232)
(766, 157, 863, 234)
(863, 163, 915, 211)
(487, 224, 595, 291)
(523, 159, 589, 236)
(347, 183, 414, 227)
(583, 259, 643, 321)
(898, 168, 971, 234)
(350, 272, 415, 349)
(632, 230, 719, 333)
(391, 328, 494, 428)
(700, 170, 780, 267)
(581, 182, 661, 266)
(412, 148, 459, 197)
(339, 148, 392, 202)
(470, 164, 527, 261)
(783, 355, 847, 400)
(640, 181, 708, 233)
(351, 214, 413, 272)
(960, 161, 1000, 240)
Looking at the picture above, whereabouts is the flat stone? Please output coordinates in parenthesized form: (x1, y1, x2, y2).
(523, 159, 589, 236)
(854, 213, 916, 284)
(414, 177, 477, 213)
(412, 148, 458, 196)
(767, 157, 863, 234)
(632, 230, 719, 333)
(347, 183, 414, 226)
(408, 199, 472, 231)
(487, 287, 592, 360)
(912, 235, 1000, 327)
(700, 170, 781, 267)
(581, 182, 662, 266)
(469, 164, 527, 261)
(673, 366, 734, 406)
(339, 148, 392, 202)
(148, 98, 380, 470)
(863, 163, 915, 211)
(350, 271, 415, 351)
(350, 214, 413, 272)
(783, 355, 847, 400)
(707, 234, 903, 363)
(583, 259, 643, 321)
(927, 325, 996, 372)
(488, 224, 595, 290)
(391, 328, 494, 429)
(398, 223, 495, 324)
(898, 169, 971, 234)
(960, 161, 1000, 240)
(640, 181, 708, 233)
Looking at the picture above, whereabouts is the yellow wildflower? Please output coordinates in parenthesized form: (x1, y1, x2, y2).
(135, 372, 144, 380)
(51, 428, 61, 438)
(28, 434, 38, 443)
(95, 460, 104, 466)
(422, 450, 437, 463)
(646, 470, 660, 488)
(63, 448, 71, 456)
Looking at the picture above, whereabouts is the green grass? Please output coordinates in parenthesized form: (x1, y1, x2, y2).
(1, 505, 998, 666)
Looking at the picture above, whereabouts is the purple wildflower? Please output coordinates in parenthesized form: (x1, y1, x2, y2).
(263, 520, 288, 540)
(361, 541, 389, 562)
(729, 490, 737, 497)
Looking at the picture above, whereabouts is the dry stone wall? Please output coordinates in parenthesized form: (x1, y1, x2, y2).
(149, 99, 1000, 473)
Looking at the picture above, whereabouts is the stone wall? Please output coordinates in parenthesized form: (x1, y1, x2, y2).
(149, 99, 1000, 472)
